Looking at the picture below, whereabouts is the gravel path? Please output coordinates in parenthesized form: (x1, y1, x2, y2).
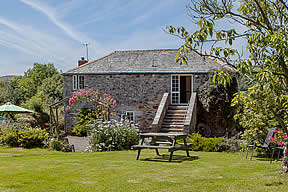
(67, 136, 89, 152)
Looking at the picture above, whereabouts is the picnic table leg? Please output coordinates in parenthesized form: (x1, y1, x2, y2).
(136, 137, 144, 160)
(184, 138, 190, 157)
(169, 151, 174, 162)
(136, 149, 141, 160)
(250, 143, 255, 160)
(155, 148, 160, 156)
(168, 137, 177, 162)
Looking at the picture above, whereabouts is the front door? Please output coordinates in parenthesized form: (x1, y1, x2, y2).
(171, 75, 193, 104)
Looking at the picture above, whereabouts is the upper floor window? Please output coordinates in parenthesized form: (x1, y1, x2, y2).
(78, 76, 85, 90)
(72, 75, 85, 90)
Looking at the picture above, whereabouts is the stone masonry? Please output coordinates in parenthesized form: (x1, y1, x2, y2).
(63, 73, 208, 133)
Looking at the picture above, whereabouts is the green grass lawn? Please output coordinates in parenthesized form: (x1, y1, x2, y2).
(0, 147, 287, 192)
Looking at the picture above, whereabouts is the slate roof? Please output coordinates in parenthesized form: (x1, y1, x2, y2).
(63, 49, 229, 75)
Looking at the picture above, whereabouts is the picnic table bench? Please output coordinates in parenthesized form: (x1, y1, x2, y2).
(132, 133, 192, 162)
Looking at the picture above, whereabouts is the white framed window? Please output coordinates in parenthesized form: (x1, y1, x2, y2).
(171, 75, 180, 104)
(72, 75, 85, 90)
(78, 76, 85, 90)
(72, 75, 78, 90)
(125, 111, 135, 124)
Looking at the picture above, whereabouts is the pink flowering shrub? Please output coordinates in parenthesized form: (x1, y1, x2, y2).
(66, 89, 117, 136)
(269, 121, 288, 156)
(269, 125, 288, 156)
(66, 89, 116, 119)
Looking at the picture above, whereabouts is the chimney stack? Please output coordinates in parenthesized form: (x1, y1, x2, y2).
(78, 57, 88, 66)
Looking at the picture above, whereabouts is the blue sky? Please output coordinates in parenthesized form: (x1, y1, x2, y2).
(0, 0, 196, 76)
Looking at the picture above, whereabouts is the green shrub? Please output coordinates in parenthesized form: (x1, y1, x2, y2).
(186, 133, 242, 152)
(18, 128, 48, 148)
(48, 138, 74, 152)
(86, 120, 139, 152)
(72, 108, 94, 136)
(217, 135, 242, 152)
(49, 139, 63, 151)
(0, 124, 19, 147)
(187, 133, 223, 152)
(73, 123, 88, 137)
(0, 123, 48, 148)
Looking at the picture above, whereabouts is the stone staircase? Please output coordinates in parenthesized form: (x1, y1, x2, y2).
(160, 105, 188, 133)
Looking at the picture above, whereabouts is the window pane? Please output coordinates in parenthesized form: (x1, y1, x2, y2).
(73, 75, 78, 90)
(78, 76, 85, 89)
(125, 111, 135, 124)
(172, 93, 179, 104)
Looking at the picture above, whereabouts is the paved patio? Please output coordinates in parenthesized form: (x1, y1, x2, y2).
(67, 136, 89, 152)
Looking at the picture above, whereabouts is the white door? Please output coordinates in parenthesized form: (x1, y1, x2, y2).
(171, 75, 193, 104)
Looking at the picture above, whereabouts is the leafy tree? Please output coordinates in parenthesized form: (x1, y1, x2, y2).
(232, 84, 281, 143)
(0, 81, 9, 105)
(6, 77, 25, 105)
(167, 0, 288, 172)
(24, 91, 46, 113)
(2, 63, 60, 106)
(24, 63, 57, 87)
(17, 77, 36, 100)
(38, 73, 63, 105)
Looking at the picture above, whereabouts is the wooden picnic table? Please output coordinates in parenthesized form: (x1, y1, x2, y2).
(132, 133, 192, 162)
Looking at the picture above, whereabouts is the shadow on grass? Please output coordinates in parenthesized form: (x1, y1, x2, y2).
(141, 154, 199, 163)
(253, 152, 283, 161)
(255, 157, 284, 162)
(0, 154, 25, 158)
(248, 152, 284, 162)
(264, 181, 283, 186)
(0, 153, 47, 159)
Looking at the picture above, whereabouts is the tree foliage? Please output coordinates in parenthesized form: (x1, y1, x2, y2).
(24, 63, 57, 87)
(0, 63, 62, 129)
(38, 73, 63, 105)
(167, 0, 288, 172)
(0, 63, 61, 106)
(232, 84, 282, 143)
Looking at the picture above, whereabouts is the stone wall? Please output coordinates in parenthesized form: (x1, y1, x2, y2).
(63, 73, 208, 133)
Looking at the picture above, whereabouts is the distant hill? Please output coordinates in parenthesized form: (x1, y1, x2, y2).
(0, 75, 19, 81)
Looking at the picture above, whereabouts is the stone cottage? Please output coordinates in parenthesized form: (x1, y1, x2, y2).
(62, 49, 229, 135)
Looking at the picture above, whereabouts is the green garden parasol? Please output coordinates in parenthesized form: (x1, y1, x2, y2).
(0, 102, 34, 113)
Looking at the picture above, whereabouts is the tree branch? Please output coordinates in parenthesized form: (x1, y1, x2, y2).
(252, 0, 274, 31)
(279, 0, 288, 10)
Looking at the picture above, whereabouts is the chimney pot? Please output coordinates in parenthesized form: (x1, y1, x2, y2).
(78, 57, 88, 66)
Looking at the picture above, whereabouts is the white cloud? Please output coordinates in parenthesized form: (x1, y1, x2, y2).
(131, 0, 175, 25)
(0, 17, 85, 72)
(55, 0, 84, 18)
(20, 0, 108, 59)
(77, 0, 139, 26)
(109, 28, 183, 50)
(20, 0, 87, 43)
